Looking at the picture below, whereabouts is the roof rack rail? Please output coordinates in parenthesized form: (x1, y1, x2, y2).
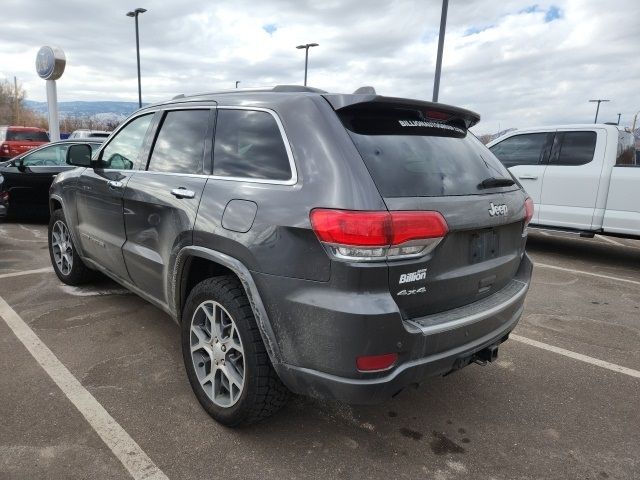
(168, 85, 328, 101)
(271, 85, 327, 93)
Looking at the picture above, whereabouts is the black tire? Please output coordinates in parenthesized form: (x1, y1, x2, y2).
(48, 209, 94, 285)
(181, 275, 289, 426)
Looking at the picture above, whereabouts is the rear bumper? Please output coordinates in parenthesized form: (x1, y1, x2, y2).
(255, 254, 533, 404)
(276, 304, 521, 403)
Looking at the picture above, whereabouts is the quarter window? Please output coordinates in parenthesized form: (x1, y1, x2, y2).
(551, 131, 597, 166)
(213, 109, 292, 181)
(147, 110, 210, 174)
(489, 133, 550, 167)
(100, 114, 153, 170)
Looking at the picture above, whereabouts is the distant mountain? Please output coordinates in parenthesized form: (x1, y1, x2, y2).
(24, 100, 143, 118)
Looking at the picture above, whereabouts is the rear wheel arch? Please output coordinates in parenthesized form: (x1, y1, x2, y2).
(50, 197, 63, 213)
(174, 247, 282, 364)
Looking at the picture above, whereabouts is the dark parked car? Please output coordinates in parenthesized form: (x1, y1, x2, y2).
(0, 126, 49, 161)
(49, 85, 533, 426)
(0, 139, 103, 217)
(0, 173, 7, 220)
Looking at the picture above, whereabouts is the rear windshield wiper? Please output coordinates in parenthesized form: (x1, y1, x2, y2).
(478, 177, 515, 189)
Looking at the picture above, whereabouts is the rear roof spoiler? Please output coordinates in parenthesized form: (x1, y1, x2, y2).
(322, 94, 481, 129)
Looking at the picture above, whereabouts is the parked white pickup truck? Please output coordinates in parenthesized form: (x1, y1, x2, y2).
(488, 124, 639, 238)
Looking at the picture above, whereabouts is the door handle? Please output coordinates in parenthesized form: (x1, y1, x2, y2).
(107, 180, 124, 189)
(170, 188, 196, 199)
(518, 174, 538, 180)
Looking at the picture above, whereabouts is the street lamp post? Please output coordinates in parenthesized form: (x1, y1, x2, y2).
(235, 81, 241, 88)
(126, 7, 147, 108)
(617, 113, 621, 125)
(432, 0, 449, 102)
(296, 43, 319, 86)
(589, 99, 609, 124)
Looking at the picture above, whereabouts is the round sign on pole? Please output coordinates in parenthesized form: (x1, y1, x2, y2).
(35, 46, 66, 80)
(35, 46, 65, 141)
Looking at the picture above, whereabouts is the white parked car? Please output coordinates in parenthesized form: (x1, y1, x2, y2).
(488, 124, 639, 238)
(68, 129, 111, 139)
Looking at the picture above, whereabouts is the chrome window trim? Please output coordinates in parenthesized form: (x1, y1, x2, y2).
(210, 106, 298, 186)
(92, 105, 299, 186)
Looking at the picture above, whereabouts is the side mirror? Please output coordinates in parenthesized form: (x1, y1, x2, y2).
(66, 144, 93, 167)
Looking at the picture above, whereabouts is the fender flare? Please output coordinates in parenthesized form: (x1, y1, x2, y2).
(174, 246, 283, 364)
(49, 193, 87, 259)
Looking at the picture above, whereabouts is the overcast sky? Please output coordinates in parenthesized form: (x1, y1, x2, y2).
(1, 0, 638, 133)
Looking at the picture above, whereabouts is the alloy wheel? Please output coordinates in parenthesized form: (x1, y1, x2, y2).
(190, 300, 245, 407)
(51, 220, 73, 276)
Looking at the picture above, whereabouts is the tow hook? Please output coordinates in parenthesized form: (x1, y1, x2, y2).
(473, 345, 499, 366)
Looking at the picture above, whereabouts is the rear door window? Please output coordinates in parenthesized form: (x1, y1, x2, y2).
(550, 131, 597, 166)
(212, 109, 292, 181)
(147, 109, 210, 174)
(489, 133, 551, 167)
(7, 130, 49, 142)
(337, 105, 513, 197)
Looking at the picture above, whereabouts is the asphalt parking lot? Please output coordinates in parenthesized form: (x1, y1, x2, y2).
(1, 221, 639, 480)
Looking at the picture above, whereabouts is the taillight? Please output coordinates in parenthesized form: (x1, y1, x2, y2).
(524, 197, 534, 227)
(356, 353, 398, 372)
(310, 209, 448, 261)
(1, 143, 9, 155)
(0, 191, 8, 202)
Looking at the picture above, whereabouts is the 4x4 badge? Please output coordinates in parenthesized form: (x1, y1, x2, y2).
(488, 202, 508, 216)
(397, 287, 427, 296)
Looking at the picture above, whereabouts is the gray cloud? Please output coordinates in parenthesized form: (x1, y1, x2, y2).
(0, 0, 638, 133)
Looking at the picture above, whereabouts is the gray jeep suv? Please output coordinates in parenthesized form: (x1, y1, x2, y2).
(49, 85, 533, 426)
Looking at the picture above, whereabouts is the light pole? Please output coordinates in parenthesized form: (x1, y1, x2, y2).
(126, 7, 147, 108)
(432, 0, 449, 102)
(617, 113, 621, 125)
(296, 43, 319, 86)
(235, 81, 241, 88)
(589, 99, 609, 124)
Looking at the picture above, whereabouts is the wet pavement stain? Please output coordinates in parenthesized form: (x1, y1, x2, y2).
(399, 427, 423, 441)
(388, 411, 398, 418)
(430, 431, 466, 455)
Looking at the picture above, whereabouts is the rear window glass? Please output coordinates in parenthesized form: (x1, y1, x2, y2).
(615, 131, 636, 166)
(551, 131, 597, 166)
(7, 130, 49, 142)
(338, 105, 513, 197)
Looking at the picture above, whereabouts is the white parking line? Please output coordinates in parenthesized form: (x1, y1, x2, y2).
(535, 263, 640, 286)
(0, 267, 53, 279)
(512, 334, 640, 379)
(0, 296, 169, 480)
(595, 235, 626, 247)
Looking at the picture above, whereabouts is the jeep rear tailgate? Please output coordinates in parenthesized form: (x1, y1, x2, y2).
(333, 99, 529, 317)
